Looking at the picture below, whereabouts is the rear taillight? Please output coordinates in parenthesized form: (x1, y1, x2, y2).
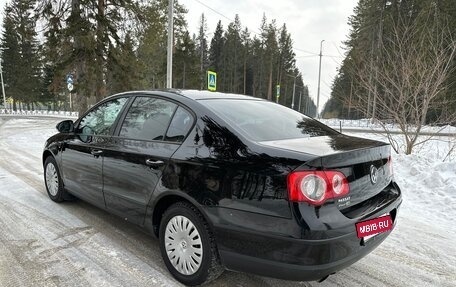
(287, 171, 349, 206)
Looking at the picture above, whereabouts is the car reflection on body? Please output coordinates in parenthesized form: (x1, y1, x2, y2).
(43, 90, 401, 286)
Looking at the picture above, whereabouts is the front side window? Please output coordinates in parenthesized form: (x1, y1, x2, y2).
(120, 97, 177, 141)
(78, 97, 128, 136)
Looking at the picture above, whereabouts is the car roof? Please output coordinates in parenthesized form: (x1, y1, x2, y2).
(111, 89, 265, 101)
(177, 89, 263, 101)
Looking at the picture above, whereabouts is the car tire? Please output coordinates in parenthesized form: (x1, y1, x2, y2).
(44, 156, 68, 202)
(159, 201, 223, 286)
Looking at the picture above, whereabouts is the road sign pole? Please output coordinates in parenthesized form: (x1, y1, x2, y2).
(0, 48, 7, 110)
(292, 77, 296, 109)
(166, 0, 174, 88)
(276, 84, 280, 103)
(317, 40, 325, 118)
(66, 75, 74, 112)
(0, 60, 6, 110)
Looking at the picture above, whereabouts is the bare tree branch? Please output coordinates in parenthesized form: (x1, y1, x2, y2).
(343, 8, 456, 154)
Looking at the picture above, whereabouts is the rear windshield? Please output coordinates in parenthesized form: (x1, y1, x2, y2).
(200, 99, 337, 141)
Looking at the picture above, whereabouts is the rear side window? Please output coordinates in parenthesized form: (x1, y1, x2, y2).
(120, 97, 177, 141)
(200, 99, 337, 141)
(165, 107, 193, 142)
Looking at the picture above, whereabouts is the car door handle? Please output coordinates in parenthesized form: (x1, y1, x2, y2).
(91, 149, 103, 156)
(145, 159, 164, 167)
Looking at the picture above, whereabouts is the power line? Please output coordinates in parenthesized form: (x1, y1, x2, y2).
(325, 54, 344, 58)
(328, 55, 342, 66)
(190, 0, 323, 57)
(331, 41, 346, 58)
(294, 47, 319, 56)
(192, 0, 234, 24)
(322, 79, 333, 90)
(296, 54, 318, 58)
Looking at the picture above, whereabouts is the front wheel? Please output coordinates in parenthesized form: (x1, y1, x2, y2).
(159, 202, 223, 286)
(44, 156, 67, 202)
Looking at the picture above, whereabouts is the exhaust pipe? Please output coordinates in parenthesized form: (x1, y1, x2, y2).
(317, 272, 335, 283)
(317, 275, 330, 283)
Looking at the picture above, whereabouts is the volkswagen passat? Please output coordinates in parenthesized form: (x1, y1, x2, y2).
(43, 90, 401, 285)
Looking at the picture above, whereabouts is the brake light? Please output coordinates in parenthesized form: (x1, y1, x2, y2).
(287, 171, 349, 205)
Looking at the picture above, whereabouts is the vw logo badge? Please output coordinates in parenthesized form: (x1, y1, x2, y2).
(370, 165, 378, 184)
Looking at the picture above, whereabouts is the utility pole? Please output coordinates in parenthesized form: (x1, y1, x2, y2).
(166, 0, 174, 89)
(298, 91, 302, 113)
(0, 48, 7, 110)
(285, 73, 298, 109)
(291, 76, 296, 110)
(348, 78, 353, 119)
(372, 1, 385, 121)
(305, 96, 309, 116)
(199, 14, 205, 90)
(316, 40, 324, 118)
(366, 37, 375, 118)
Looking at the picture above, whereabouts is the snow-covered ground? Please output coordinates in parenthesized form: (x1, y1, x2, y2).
(321, 118, 456, 135)
(0, 117, 455, 287)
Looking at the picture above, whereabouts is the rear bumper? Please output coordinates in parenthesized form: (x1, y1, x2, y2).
(219, 230, 390, 281)
(210, 186, 401, 281)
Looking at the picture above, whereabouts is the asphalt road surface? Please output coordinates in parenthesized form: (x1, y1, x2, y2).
(0, 116, 454, 287)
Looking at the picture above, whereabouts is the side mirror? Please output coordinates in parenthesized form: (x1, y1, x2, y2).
(56, 120, 74, 133)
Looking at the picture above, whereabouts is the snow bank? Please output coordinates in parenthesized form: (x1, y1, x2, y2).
(394, 154, 456, 232)
(1, 117, 454, 286)
(321, 118, 456, 134)
(346, 131, 456, 235)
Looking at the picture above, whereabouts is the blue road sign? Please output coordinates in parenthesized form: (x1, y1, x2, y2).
(66, 74, 74, 84)
(207, 71, 217, 91)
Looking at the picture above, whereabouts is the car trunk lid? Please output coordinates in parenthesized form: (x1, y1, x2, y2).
(260, 135, 392, 208)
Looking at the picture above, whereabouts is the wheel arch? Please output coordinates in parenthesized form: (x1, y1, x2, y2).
(42, 149, 54, 166)
(151, 192, 213, 238)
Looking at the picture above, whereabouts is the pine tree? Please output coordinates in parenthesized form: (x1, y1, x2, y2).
(38, 0, 139, 114)
(327, 0, 456, 120)
(174, 31, 199, 89)
(1, 5, 21, 110)
(264, 20, 278, 101)
(222, 15, 243, 93)
(136, 0, 189, 89)
(208, 21, 225, 89)
(1, 0, 41, 110)
(196, 14, 209, 90)
(106, 33, 141, 95)
(241, 27, 251, 95)
(250, 36, 262, 97)
(40, 0, 72, 111)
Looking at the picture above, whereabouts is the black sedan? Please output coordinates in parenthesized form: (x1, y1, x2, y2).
(43, 90, 401, 286)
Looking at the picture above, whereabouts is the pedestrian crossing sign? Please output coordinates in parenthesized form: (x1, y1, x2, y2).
(207, 71, 217, 91)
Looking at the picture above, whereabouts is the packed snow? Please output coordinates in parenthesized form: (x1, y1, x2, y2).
(0, 116, 455, 287)
(321, 118, 456, 135)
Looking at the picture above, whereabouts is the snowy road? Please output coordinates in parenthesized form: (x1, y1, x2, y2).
(0, 117, 455, 287)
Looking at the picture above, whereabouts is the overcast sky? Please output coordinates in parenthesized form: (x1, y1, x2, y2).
(182, 0, 358, 111)
(0, 0, 358, 111)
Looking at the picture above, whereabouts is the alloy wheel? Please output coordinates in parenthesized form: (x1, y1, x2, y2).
(45, 163, 59, 196)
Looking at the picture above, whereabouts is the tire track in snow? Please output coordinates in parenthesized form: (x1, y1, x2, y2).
(0, 118, 182, 287)
(0, 167, 181, 287)
(1, 116, 455, 287)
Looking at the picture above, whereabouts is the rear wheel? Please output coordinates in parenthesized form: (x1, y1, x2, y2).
(159, 202, 223, 286)
(44, 156, 67, 202)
